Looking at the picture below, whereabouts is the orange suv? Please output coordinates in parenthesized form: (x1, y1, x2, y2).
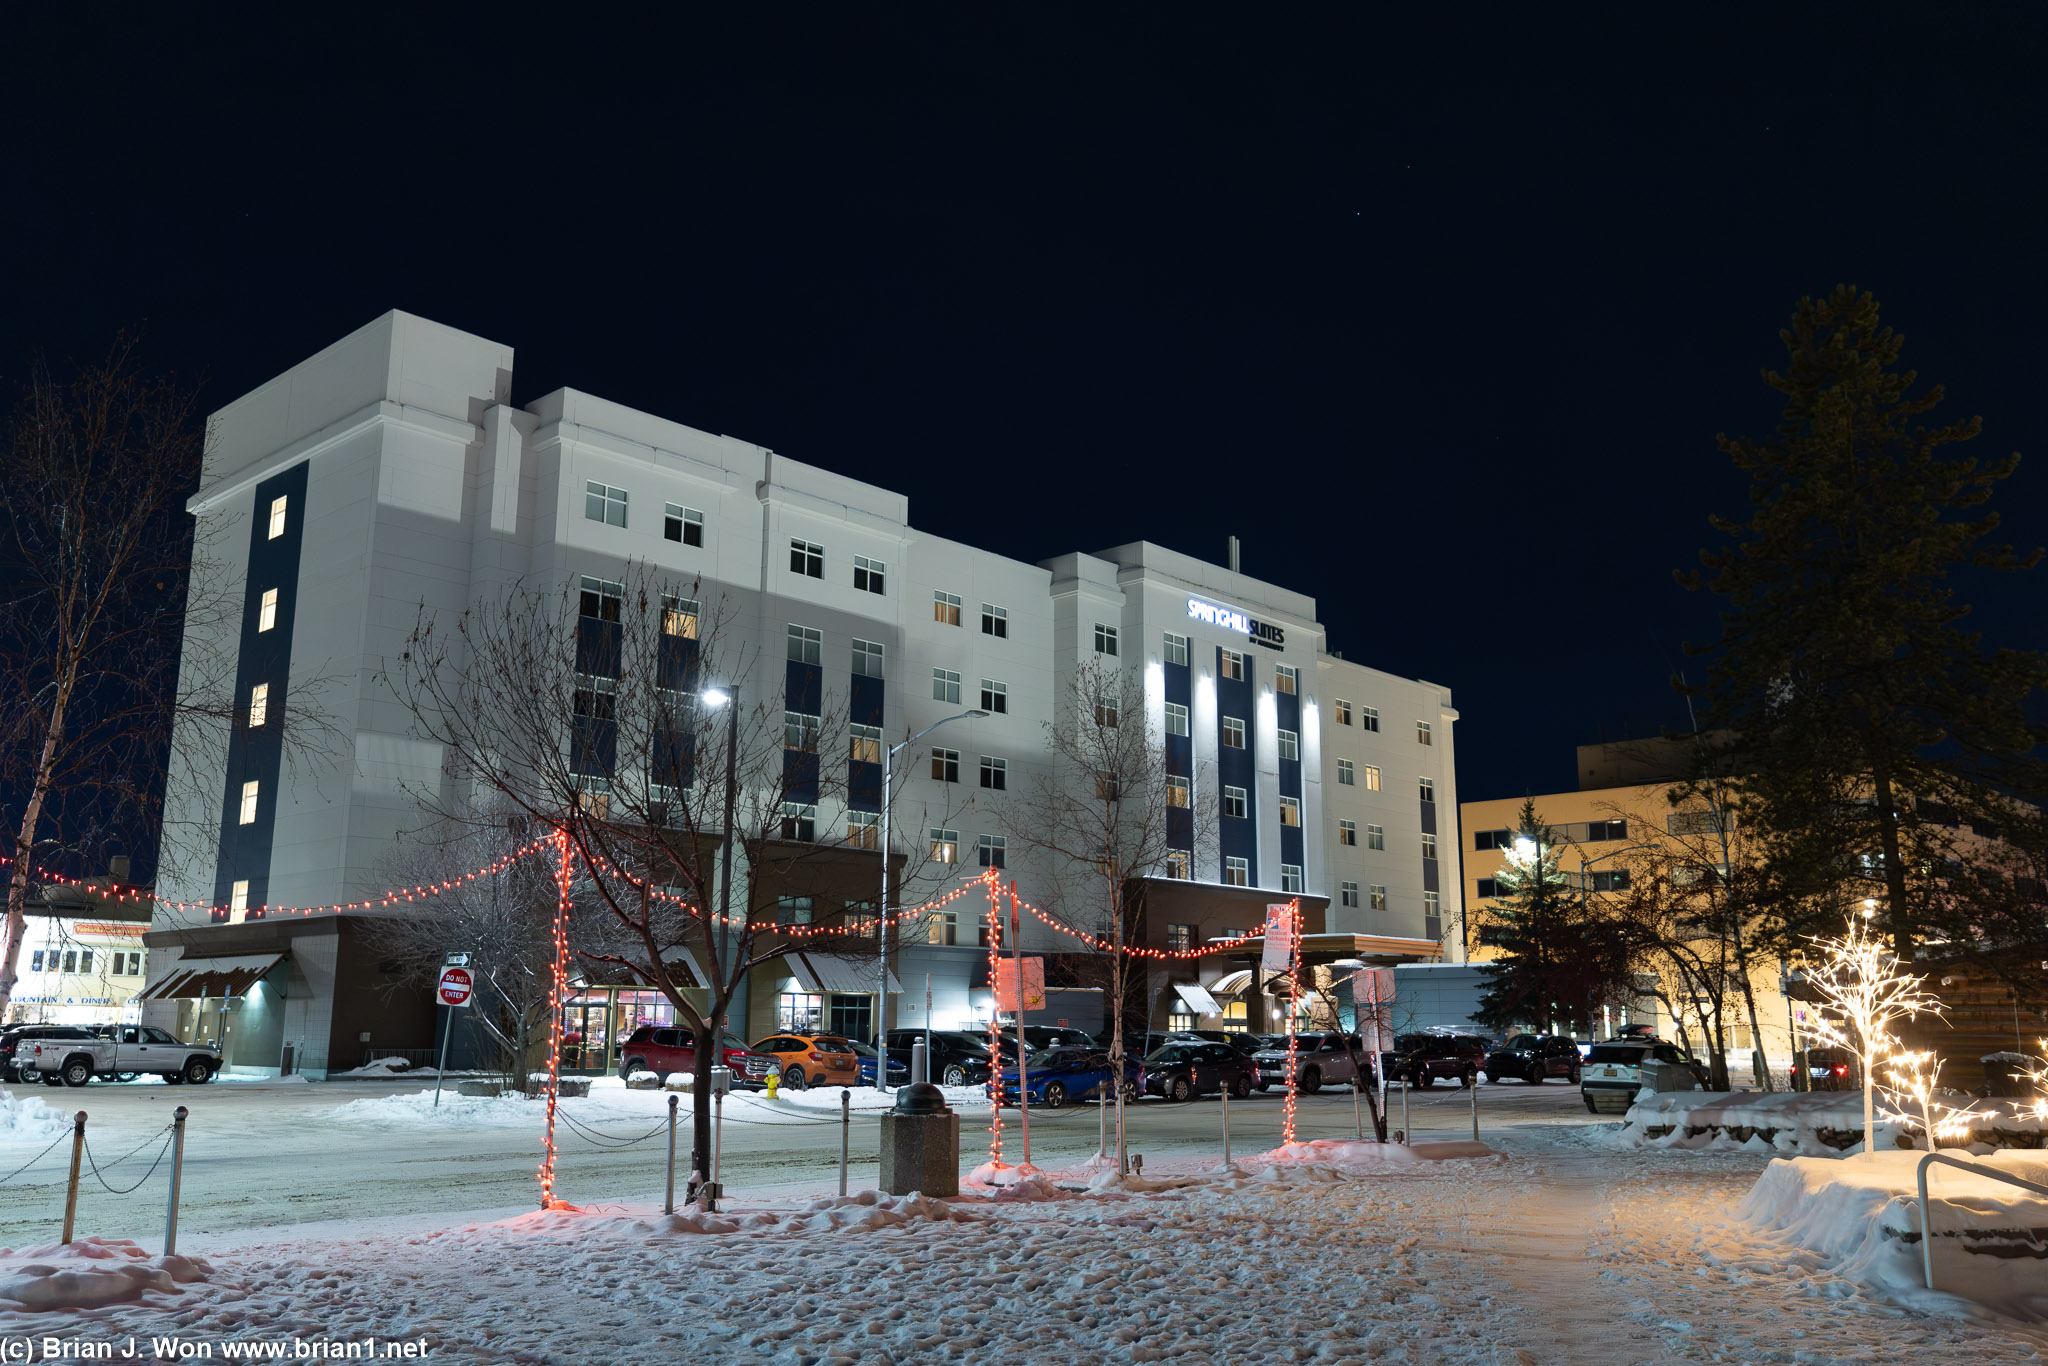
(752, 1033, 860, 1089)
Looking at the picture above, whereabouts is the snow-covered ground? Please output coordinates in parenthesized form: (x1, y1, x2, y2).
(3, 1080, 2046, 1362)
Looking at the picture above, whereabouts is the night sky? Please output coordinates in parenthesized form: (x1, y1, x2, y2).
(5, 7, 2044, 804)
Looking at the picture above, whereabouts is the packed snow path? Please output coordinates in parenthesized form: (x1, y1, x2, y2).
(4, 1125, 2044, 1359)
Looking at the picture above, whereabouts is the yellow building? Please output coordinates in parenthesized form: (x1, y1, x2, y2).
(1458, 738, 1797, 1074)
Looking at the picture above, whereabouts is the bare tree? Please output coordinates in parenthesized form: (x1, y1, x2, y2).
(1015, 658, 1210, 1173)
(356, 811, 564, 1085)
(1595, 789, 1781, 1090)
(385, 564, 959, 1199)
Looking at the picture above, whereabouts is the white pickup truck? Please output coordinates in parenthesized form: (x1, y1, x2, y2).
(19, 1026, 221, 1087)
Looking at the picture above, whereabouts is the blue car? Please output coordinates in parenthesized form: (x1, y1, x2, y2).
(995, 1045, 1140, 1109)
(848, 1039, 910, 1087)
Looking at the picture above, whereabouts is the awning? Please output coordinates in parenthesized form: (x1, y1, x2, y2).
(1174, 982, 1221, 1014)
(787, 950, 901, 996)
(1209, 969, 1260, 997)
(137, 953, 285, 1001)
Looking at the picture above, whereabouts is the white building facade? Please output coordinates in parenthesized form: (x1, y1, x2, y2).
(142, 312, 1461, 1075)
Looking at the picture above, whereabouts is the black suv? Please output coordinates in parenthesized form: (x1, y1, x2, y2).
(1, 1025, 95, 1083)
(1484, 1034, 1582, 1085)
(1139, 1041, 1257, 1102)
(886, 1029, 992, 1086)
(1386, 1033, 1490, 1088)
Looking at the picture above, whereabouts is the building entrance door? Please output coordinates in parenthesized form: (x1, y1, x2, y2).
(562, 997, 611, 1071)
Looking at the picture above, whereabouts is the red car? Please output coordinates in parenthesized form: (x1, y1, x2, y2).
(617, 1026, 777, 1089)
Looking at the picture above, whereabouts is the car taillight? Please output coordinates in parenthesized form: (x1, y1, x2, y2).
(809, 1052, 823, 1063)
(1832, 1065, 1848, 1077)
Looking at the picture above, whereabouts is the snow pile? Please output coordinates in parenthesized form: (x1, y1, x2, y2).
(0, 1089, 70, 1143)
(965, 1159, 1045, 1187)
(1612, 1091, 1909, 1155)
(1262, 1138, 1496, 1166)
(335, 1057, 429, 1077)
(496, 1189, 980, 1238)
(0, 1238, 211, 1313)
(1740, 1152, 2048, 1320)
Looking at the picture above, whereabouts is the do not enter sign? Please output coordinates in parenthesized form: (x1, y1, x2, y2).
(438, 966, 474, 1008)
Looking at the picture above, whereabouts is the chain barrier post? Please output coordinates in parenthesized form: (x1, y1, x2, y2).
(1470, 1069, 1479, 1141)
(1220, 1079, 1230, 1166)
(1400, 1073, 1409, 1144)
(163, 1106, 189, 1255)
(61, 1111, 86, 1243)
(664, 1094, 678, 1215)
(839, 1089, 851, 1196)
(706, 1065, 729, 1212)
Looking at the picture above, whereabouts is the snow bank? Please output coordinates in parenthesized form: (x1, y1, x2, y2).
(1740, 1152, 2048, 1321)
(0, 1089, 70, 1143)
(1615, 1091, 2048, 1156)
(1613, 1091, 1906, 1155)
(0, 1238, 211, 1313)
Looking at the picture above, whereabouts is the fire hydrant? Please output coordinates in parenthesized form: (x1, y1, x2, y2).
(764, 1071, 780, 1100)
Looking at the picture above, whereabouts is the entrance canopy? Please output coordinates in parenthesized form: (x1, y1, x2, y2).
(787, 950, 901, 996)
(137, 952, 284, 1000)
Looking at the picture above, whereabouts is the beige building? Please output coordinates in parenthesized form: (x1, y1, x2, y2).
(1458, 738, 1797, 1070)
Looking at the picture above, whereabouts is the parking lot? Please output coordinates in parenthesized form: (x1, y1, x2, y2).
(0, 1072, 1599, 1249)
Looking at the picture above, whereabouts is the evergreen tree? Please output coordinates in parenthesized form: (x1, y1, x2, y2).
(1475, 802, 1633, 1034)
(1683, 286, 2048, 974)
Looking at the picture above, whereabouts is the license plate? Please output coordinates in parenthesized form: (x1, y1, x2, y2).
(1809, 1068, 1829, 1077)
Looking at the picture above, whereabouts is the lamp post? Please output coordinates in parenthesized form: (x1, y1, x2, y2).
(702, 687, 742, 1040)
(877, 708, 990, 1090)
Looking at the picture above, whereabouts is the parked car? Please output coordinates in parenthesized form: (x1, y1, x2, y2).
(1121, 1030, 1208, 1063)
(1385, 1033, 1490, 1088)
(1579, 1038, 1710, 1111)
(16, 1026, 219, 1087)
(2, 1025, 97, 1083)
(1484, 1034, 1582, 1085)
(999, 1025, 1097, 1051)
(751, 1034, 860, 1089)
(1251, 1033, 1366, 1094)
(996, 1046, 1140, 1109)
(885, 1029, 993, 1087)
(615, 1026, 777, 1089)
(1139, 1041, 1257, 1102)
(846, 1039, 909, 1088)
(1798, 1047, 1857, 1091)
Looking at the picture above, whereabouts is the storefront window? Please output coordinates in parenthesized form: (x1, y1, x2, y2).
(614, 990, 675, 1044)
(828, 994, 873, 1043)
(777, 992, 823, 1032)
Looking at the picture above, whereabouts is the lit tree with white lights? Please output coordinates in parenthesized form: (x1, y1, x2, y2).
(1800, 911, 1944, 1156)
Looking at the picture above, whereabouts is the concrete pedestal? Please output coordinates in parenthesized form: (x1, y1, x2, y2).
(878, 1111, 961, 1196)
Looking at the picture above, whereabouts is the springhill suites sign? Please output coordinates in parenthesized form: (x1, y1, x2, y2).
(1187, 597, 1285, 649)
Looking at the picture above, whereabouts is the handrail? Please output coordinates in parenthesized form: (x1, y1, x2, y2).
(1914, 1151, 2048, 1293)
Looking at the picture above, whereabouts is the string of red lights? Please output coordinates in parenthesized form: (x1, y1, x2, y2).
(574, 850, 1000, 936)
(983, 878, 1006, 1171)
(538, 830, 574, 1209)
(1, 841, 554, 920)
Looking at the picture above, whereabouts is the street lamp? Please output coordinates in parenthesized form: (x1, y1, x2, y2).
(877, 708, 990, 1090)
(701, 687, 741, 1038)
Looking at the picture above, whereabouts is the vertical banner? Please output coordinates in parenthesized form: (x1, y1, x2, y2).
(1261, 903, 1296, 971)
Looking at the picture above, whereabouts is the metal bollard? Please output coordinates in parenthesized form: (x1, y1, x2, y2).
(1351, 1075, 1364, 1141)
(664, 1094, 679, 1215)
(61, 1112, 86, 1244)
(910, 1039, 927, 1086)
(1221, 1082, 1230, 1166)
(1400, 1076, 1410, 1145)
(707, 1087, 724, 1213)
(1470, 1071, 1479, 1141)
(838, 1090, 851, 1196)
(164, 1106, 190, 1256)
